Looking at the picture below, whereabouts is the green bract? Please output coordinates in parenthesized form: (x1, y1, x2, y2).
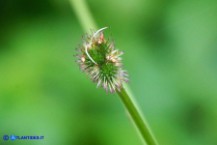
(76, 27, 128, 93)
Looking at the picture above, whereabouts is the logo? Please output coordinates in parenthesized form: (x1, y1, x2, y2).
(3, 135, 9, 141)
(10, 135, 17, 141)
(2, 135, 44, 141)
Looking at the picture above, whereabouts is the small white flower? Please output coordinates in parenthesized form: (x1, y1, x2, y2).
(76, 27, 128, 93)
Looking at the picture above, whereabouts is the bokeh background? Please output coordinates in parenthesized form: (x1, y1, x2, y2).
(0, 0, 217, 145)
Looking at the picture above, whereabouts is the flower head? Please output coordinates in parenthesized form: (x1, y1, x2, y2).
(76, 27, 128, 93)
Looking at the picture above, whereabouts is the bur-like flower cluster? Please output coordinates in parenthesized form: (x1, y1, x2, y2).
(76, 27, 128, 93)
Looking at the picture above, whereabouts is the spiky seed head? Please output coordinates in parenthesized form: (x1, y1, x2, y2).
(76, 27, 128, 93)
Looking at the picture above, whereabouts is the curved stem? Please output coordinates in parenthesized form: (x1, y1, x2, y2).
(69, 0, 97, 31)
(70, 0, 159, 144)
(117, 86, 159, 145)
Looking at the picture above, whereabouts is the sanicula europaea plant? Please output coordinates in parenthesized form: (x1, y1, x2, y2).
(76, 27, 128, 93)
(70, 0, 159, 145)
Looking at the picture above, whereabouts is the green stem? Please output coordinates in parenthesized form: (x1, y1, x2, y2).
(70, 0, 159, 144)
(117, 86, 159, 145)
(69, 0, 97, 31)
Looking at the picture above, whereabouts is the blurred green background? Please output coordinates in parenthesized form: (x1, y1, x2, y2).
(0, 0, 217, 145)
